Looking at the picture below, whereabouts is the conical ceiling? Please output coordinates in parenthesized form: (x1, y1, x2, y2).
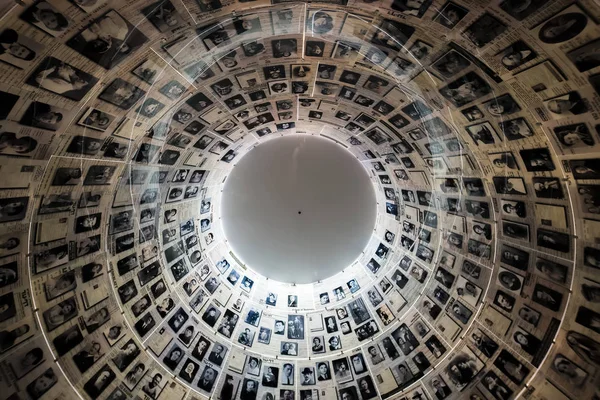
(0, 0, 598, 399)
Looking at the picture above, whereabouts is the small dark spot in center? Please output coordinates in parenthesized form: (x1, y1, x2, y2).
(298, 211, 302, 214)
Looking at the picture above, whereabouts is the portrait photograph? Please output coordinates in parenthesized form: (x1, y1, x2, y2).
(42, 296, 78, 331)
(142, 0, 183, 32)
(20, 0, 71, 37)
(27, 368, 58, 399)
(494, 349, 530, 385)
(53, 325, 83, 356)
(439, 72, 491, 107)
(444, 348, 484, 391)
(67, 10, 147, 70)
(431, 50, 471, 80)
(536, 7, 588, 44)
(27, 57, 98, 101)
(0, 29, 43, 69)
(432, 2, 468, 28)
(8, 341, 46, 379)
(462, 12, 507, 48)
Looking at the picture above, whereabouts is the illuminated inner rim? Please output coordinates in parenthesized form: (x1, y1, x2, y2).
(221, 135, 377, 284)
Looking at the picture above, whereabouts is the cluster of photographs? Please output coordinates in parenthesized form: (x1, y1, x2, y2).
(0, 0, 598, 400)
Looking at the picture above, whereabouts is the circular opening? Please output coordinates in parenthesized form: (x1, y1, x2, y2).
(221, 135, 377, 284)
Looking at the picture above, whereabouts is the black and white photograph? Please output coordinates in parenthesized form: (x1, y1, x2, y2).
(494, 349, 530, 384)
(78, 108, 116, 132)
(20, 1, 71, 37)
(499, 117, 534, 141)
(443, 347, 484, 391)
(42, 296, 78, 331)
(533, 177, 564, 199)
(0, 196, 29, 223)
(462, 13, 507, 48)
(520, 148, 555, 172)
(67, 10, 147, 69)
(136, 98, 165, 118)
(390, 0, 431, 17)
(537, 8, 588, 44)
(432, 2, 468, 29)
(493, 177, 527, 196)
(431, 50, 471, 79)
(469, 328, 498, 358)
(84, 365, 115, 399)
(0, 29, 43, 69)
(142, 0, 183, 32)
(99, 78, 146, 110)
(27, 57, 98, 101)
(482, 370, 513, 400)
(550, 353, 588, 387)
(439, 72, 491, 107)
(496, 41, 537, 70)
(502, 220, 530, 241)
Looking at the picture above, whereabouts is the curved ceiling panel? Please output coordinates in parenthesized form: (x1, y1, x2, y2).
(0, 0, 598, 400)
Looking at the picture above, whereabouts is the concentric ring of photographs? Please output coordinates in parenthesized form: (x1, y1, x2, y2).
(0, 1, 596, 400)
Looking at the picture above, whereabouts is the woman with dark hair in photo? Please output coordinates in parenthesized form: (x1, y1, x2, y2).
(0, 132, 37, 154)
(502, 201, 525, 218)
(164, 347, 183, 370)
(0, 29, 37, 61)
(219, 375, 235, 400)
(44, 298, 77, 329)
(164, 209, 177, 223)
(81, 263, 102, 283)
(513, 330, 541, 356)
(157, 297, 175, 317)
(218, 51, 238, 69)
(433, 51, 470, 78)
(535, 259, 567, 283)
(141, 190, 157, 204)
(482, 373, 510, 400)
(125, 362, 145, 385)
(273, 39, 297, 58)
(179, 325, 195, 345)
(233, 17, 260, 35)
